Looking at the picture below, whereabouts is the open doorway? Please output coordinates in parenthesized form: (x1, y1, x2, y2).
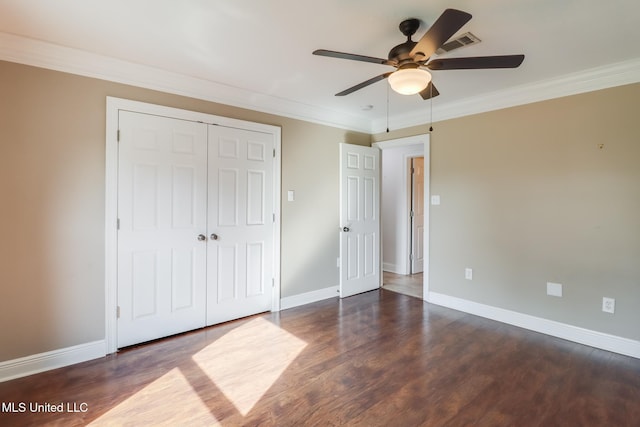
(382, 156, 424, 299)
(375, 135, 429, 300)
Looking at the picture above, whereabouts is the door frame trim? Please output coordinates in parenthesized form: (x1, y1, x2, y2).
(105, 97, 282, 354)
(373, 134, 430, 300)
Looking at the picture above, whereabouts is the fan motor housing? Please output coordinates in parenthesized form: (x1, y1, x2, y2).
(389, 18, 421, 65)
(388, 41, 417, 64)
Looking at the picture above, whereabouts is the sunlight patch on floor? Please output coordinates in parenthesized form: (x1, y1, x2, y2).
(88, 367, 219, 426)
(192, 317, 307, 416)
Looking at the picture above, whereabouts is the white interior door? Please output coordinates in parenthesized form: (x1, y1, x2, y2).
(411, 157, 425, 273)
(117, 111, 208, 348)
(206, 125, 274, 325)
(339, 143, 381, 298)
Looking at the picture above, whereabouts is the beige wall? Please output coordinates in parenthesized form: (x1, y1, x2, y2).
(374, 83, 640, 341)
(2, 56, 637, 362)
(0, 60, 370, 361)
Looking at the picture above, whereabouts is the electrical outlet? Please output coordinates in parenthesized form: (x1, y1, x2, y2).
(602, 297, 615, 314)
(465, 268, 473, 280)
(546, 282, 563, 297)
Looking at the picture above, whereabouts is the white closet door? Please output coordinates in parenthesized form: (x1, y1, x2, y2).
(207, 126, 274, 325)
(411, 157, 425, 273)
(339, 143, 381, 298)
(117, 111, 208, 348)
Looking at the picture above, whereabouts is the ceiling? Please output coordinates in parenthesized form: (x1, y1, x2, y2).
(1, 0, 639, 133)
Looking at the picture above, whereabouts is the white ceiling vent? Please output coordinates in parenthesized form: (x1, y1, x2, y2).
(436, 32, 481, 55)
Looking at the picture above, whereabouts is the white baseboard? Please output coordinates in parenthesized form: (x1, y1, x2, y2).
(0, 340, 106, 383)
(427, 292, 640, 359)
(281, 286, 339, 310)
(382, 262, 396, 272)
(383, 263, 408, 275)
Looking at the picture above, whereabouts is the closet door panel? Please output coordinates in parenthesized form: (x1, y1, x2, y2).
(117, 111, 208, 348)
(207, 127, 274, 325)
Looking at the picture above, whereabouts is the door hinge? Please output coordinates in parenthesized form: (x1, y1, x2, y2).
(410, 210, 414, 218)
(116, 306, 121, 319)
(117, 129, 120, 142)
(273, 148, 276, 158)
(272, 278, 275, 288)
(273, 213, 276, 223)
(117, 218, 120, 230)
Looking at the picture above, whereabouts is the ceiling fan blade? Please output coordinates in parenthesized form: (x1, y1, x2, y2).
(335, 72, 393, 96)
(410, 9, 472, 60)
(419, 82, 440, 100)
(313, 49, 395, 66)
(427, 55, 525, 70)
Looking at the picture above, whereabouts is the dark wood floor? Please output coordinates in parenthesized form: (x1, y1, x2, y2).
(1, 289, 639, 426)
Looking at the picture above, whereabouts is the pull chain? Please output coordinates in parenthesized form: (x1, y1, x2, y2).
(429, 84, 434, 132)
(386, 83, 390, 133)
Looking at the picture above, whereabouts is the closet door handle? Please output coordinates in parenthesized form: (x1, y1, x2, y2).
(197, 234, 206, 241)
(210, 233, 219, 241)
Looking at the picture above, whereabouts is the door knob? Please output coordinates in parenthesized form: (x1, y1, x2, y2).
(342, 227, 350, 232)
(210, 233, 219, 241)
(197, 234, 206, 241)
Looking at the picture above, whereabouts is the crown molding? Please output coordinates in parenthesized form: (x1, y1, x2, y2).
(0, 32, 372, 133)
(2, 31, 639, 135)
(371, 57, 640, 133)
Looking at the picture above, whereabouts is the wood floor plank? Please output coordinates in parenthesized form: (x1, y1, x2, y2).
(1, 289, 639, 426)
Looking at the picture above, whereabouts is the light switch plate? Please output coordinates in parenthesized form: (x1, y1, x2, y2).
(287, 190, 295, 202)
(431, 195, 441, 205)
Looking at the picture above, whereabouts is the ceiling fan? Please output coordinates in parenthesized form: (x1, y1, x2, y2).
(313, 8, 524, 100)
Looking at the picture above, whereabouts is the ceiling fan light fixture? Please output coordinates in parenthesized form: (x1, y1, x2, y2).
(388, 68, 431, 95)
